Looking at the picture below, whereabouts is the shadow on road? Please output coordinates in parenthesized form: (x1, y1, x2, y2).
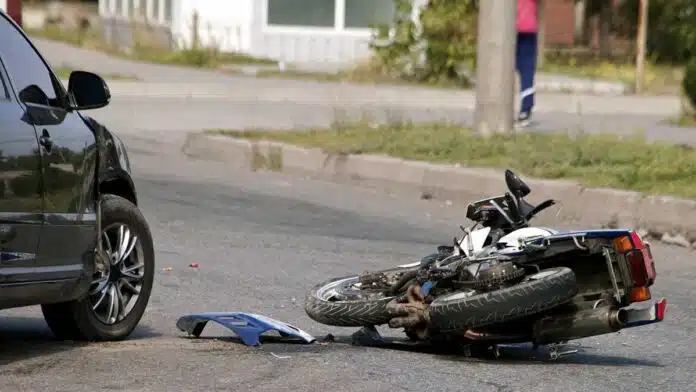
(245, 332, 665, 367)
(0, 316, 162, 367)
(434, 343, 665, 367)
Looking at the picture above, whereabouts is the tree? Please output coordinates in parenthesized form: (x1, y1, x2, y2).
(618, 0, 696, 64)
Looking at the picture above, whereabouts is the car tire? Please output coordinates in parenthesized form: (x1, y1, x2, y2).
(41, 194, 155, 341)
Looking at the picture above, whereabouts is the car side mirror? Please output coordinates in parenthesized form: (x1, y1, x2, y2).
(67, 70, 111, 110)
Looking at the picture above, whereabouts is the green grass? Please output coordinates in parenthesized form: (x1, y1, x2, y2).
(54, 67, 139, 81)
(209, 122, 696, 199)
(539, 58, 683, 95)
(27, 25, 278, 69)
(128, 47, 277, 68)
(253, 68, 464, 90)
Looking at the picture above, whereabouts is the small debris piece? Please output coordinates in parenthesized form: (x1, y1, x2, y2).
(163, 267, 173, 272)
(270, 352, 290, 359)
(351, 326, 387, 347)
(189, 262, 200, 268)
(322, 333, 335, 343)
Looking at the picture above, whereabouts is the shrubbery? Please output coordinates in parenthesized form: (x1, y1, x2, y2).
(370, 0, 479, 85)
(682, 58, 696, 119)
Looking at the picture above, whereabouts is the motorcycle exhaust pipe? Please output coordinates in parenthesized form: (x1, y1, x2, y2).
(533, 307, 629, 345)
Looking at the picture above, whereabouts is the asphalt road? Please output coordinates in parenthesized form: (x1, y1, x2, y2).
(0, 136, 694, 392)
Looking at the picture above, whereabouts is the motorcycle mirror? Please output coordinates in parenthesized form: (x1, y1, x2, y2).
(505, 169, 531, 198)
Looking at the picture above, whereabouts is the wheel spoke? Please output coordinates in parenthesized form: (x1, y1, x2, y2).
(106, 284, 118, 323)
(123, 262, 144, 274)
(115, 282, 128, 322)
(92, 283, 109, 310)
(114, 226, 128, 265)
(121, 268, 144, 280)
(120, 236, 138, 265)
(90, 277, 109, 296)
(102, 230, 113, 259)
(115, 226, 137, 265)
(120, 277, 140, 295)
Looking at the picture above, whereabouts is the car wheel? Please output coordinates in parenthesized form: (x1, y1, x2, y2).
(41, 194, 155, 341)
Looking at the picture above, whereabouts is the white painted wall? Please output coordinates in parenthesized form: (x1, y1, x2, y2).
(97, 0, 427, 66)
(247, 0, 429, 67)
(173, 0, 252, 52)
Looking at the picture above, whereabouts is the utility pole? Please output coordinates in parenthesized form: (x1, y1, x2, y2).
(635, 0, 649, 94)
(474, 0, 517, 137)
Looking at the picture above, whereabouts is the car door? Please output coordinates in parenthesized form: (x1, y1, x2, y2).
(0, 43, 43, 283)
(0, 12, 98, 281)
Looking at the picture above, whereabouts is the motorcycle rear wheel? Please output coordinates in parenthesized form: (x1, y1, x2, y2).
(428, 267, 578, 332)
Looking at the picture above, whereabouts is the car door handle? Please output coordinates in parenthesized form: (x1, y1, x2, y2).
(39, 129, 53, 152)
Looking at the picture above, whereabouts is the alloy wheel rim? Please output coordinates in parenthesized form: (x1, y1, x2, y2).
(89, 223, 145, 325)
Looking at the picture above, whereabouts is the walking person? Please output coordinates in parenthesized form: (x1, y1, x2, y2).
(515, 0, 539, 128)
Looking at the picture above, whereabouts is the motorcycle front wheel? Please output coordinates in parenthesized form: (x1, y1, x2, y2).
(304, 265, 420, 327)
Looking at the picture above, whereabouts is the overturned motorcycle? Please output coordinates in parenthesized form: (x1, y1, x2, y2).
(304, 169, 665, 352)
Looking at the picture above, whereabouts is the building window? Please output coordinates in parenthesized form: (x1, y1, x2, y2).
(267, 0, 336, 27)
(163, 0, 173, 23)
(133, 0, 147, 19)
(344, 0, 395, 29)
(150, 0, 160, 21)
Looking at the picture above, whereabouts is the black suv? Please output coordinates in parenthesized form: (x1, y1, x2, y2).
(0, 11, 154, 340)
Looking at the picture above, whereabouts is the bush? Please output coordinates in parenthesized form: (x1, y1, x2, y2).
(682, 58, 696, 116)
(370, 0, 479, 85)
(618, 0, 696, 64)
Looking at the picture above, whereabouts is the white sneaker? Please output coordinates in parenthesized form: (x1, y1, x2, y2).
(515, 111, 532, 129)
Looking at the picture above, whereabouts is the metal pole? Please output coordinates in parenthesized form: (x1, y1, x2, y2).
(474, 0, 517, 137)
(635, 0, 649, 94)
(537, 0, 545, 68)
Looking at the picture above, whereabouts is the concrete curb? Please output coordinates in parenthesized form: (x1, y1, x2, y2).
(183, 133, 696, 250)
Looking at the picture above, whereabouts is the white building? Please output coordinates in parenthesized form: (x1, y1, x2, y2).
(98, 0, 426, 66)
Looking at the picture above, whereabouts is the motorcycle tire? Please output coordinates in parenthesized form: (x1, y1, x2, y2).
(304, 269, 413, 327)
(428, 267, 578, 332)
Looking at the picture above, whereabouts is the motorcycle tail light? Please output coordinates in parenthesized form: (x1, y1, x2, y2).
(614, 232, 656, 287)
(614, 235, 633, 253)
(629, 286, 651, 302)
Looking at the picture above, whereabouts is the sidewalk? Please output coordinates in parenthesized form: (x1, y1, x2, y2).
(40, 38, 696, 146)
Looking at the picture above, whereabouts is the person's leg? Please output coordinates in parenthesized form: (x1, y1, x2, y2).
(516, 32, 538, 126)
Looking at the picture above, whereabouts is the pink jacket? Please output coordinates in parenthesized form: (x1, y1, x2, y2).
(517, 0, 538, 33)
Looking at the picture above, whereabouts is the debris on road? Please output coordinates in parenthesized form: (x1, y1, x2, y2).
(316, 333, 336, 345)
(163, 267, 173, 272)
(322, 333, 335, 343)
(351, 326, 388, 347)
(176, 312, 316, 346)
(189, 262, 200, 268)
(270, 352, 291, 359)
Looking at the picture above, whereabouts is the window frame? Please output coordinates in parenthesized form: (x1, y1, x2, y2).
(0, 12, 69, 109)
(262, 0, 395, 37)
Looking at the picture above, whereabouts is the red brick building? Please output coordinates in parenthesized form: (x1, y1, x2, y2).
(1, 0, 22, 26)
(543, 0, 624, 48)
